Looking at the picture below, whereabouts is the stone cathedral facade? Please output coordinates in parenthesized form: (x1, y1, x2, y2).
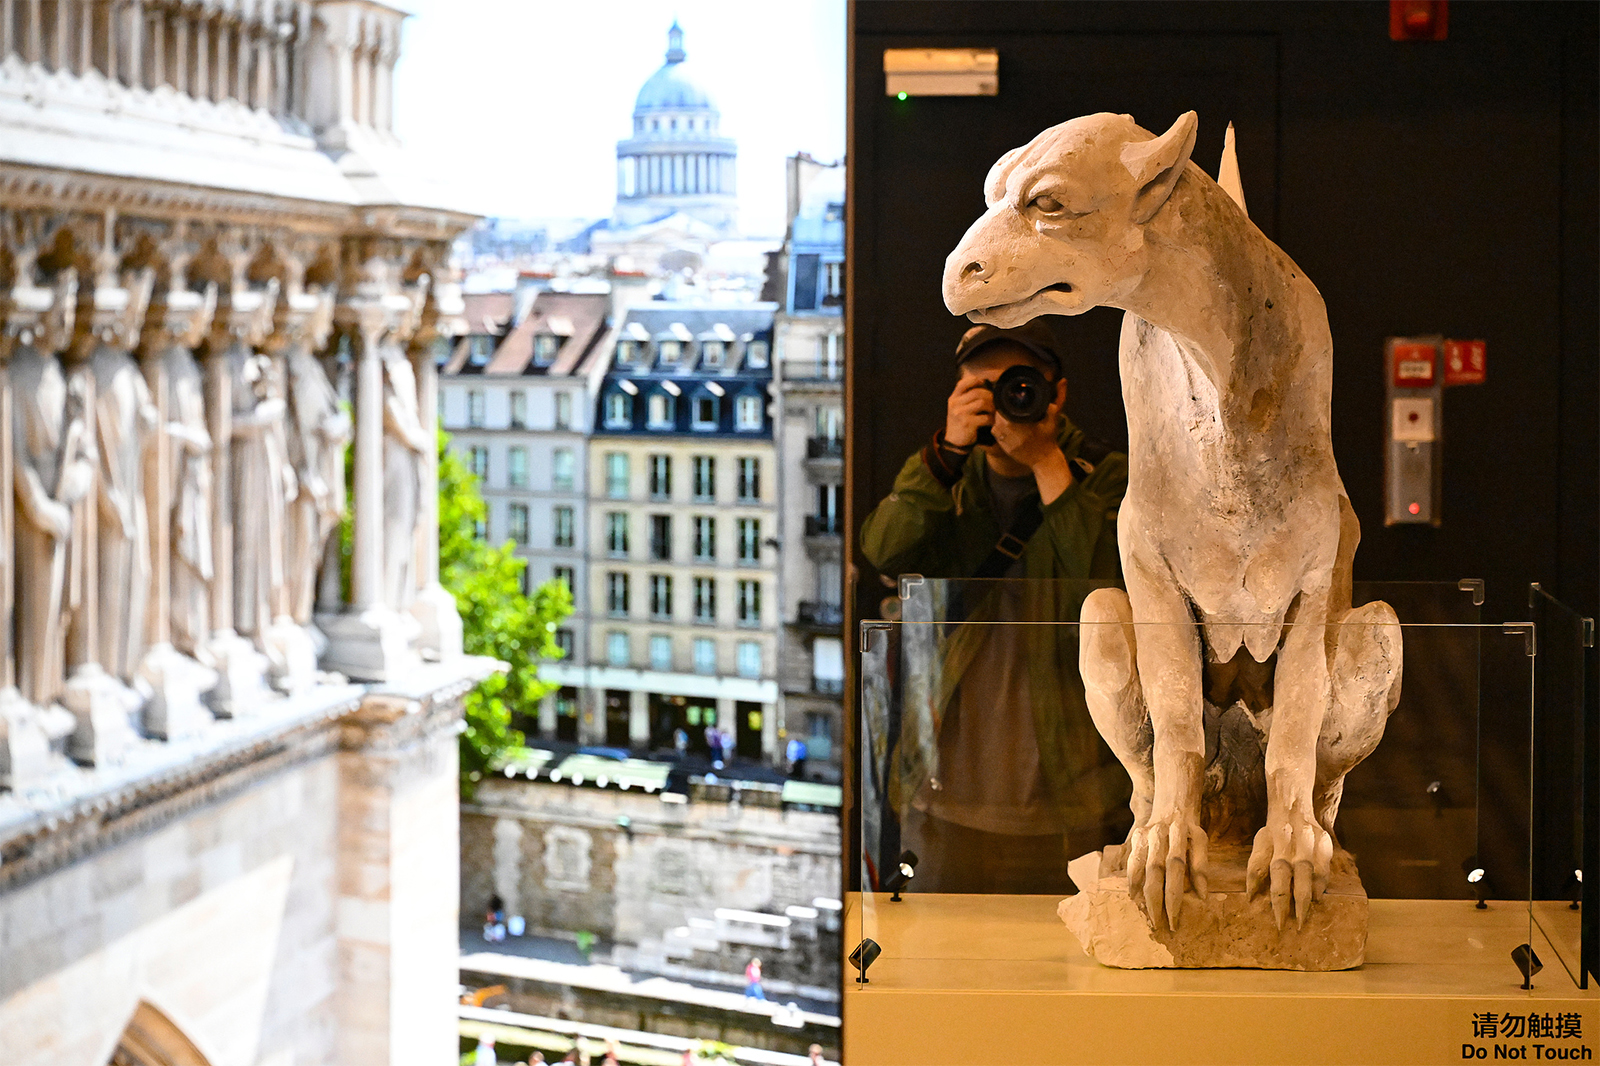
(0, 3, 490, 1064)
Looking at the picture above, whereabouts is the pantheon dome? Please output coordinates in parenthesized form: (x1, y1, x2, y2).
(614, 22, 739, 235)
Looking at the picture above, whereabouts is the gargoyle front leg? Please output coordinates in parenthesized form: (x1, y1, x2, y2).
(1247, 585, 1336, 930)
(1121, 545, 1208, 933)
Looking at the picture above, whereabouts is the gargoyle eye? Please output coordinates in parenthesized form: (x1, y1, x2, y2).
(1029, 194, 1063, 213)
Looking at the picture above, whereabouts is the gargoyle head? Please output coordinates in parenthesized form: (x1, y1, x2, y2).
(943, 111, 1198, 327)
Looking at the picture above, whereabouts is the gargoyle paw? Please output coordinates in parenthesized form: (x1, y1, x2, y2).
(1246, 812, 1333, 931)
(1126, 809, 1208, 933)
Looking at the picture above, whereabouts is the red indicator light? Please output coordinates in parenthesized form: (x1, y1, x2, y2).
(1408, 503, 1421, 515)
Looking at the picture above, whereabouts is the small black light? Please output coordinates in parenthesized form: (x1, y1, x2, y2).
(849, 938, 882, 983)
(1512, 943, 1542, 989)
(884, 861, 915, 902)
(1462, 856, 1489, 909)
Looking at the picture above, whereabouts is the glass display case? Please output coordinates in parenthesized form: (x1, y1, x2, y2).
(848, 579, 1596, 1063)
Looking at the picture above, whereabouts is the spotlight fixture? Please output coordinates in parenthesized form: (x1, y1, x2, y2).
(1462, 856, 1489, 909)
(1570, 868, 1583, 911)
(1511, 943, 1542, 989)
(849, 938, 882, 983)
(884, 861, 915, 902)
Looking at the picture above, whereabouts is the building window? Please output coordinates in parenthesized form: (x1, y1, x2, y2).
(735, 394, 762, 431)
(554, 628, 574, 658)
(605, 391, 633, 428)
(467, 390, 485, 427)
(692, 456, 716, 500)
(469, 446, 489, 481)
(617, 339, 641, 365)
(658, 339, 682, 366)
(607, 631, 630, 666)
(650, 574, 672, 620)
(555, 392, 573, 429)
(553, 506, 575, 548)
(553, 448, 575, 492)
(692, 516, 716, 561)
(649, 454, 672, 499)
(468, 336, 493, 368)
(824, 260, 844, 301)
(737, 580, 761, 626)
(693, 638, 716, 675)
(650, 515, 672, 561)
(533, 334, 561, 366)
(508, 446, 528, 487)
(606, 512, 630, 557)
(474, 518, 488, 541)
(650, 635, 672, 672)
(510, 391, 528, 428)
(737, 641, 761, 679)
(508, 503, 530, 545)
(553, 565, 574, 591)
(693, 578, 716, 623)
(607, 573, 630, 617)
(648, 392, 676, 429)
(815, 484, 842, 533)
(701, 340, 725, 368)
(692, 395, 719, 430)
(737, 518, 761, 564)
(737, 457, 760, 502)
(519, 563, 530, 595)
(816, 404, 843, 440)
(745, 340, 769, 368)
(805, 709, 835, 760)
(605, 453, 629, 498)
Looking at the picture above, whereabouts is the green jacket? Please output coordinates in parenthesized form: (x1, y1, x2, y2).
(860, 417, 1132, 841)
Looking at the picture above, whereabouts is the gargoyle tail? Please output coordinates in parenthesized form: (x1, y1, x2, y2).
(1218, 121, 1248, 217)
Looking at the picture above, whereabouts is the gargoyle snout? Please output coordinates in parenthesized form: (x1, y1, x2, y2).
(959, 260, 988, 281)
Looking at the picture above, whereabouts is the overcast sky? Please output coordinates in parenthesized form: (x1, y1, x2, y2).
(392, 0, 846, 238)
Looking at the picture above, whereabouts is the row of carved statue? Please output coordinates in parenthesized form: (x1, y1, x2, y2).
(0, 240, 460, 787)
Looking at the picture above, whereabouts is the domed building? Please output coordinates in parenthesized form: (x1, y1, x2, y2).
(613, 22, 739, 235)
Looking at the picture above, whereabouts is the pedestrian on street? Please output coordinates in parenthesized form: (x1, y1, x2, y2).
(601, 1038, 620, 1066)
(527, 1053, 546, 1065)
(786, 736, 808, 779)
(744, 957, 765, 1000)
(473, 1035, 497, 1066)
(808, 1045, 825, 1066)
(673, 727, 688, 757)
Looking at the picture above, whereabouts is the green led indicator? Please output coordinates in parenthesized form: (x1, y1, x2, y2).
(897, 91, 908, 101)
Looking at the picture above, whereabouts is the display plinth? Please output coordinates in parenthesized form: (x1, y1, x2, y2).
(846, 893, 1598, 1066)
(1060, 845, 1368, 970)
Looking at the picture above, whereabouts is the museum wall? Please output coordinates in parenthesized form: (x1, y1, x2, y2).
(845, 1, 1598, 891)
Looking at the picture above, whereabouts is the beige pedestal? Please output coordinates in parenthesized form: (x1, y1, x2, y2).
(846, 893, 1598, 1066)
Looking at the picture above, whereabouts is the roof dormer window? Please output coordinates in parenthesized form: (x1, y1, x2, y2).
(533, 334, 561, 366)
(658, 340, 682, 366)
(744, 339, 769, 369)
(700, 340, 725, 369)
(468, 335, 493, 367)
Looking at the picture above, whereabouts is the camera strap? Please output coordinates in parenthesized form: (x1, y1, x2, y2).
(973, 496, 1044, 579)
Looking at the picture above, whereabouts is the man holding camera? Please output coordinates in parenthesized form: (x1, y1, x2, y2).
(860, 321, 1129, 893)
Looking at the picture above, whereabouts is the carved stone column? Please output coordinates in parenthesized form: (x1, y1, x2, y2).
(406, 289, 461, 661)
(319, 305, 416, 681)
(201, 288, 270, 716)
(137, 281, 218, 739)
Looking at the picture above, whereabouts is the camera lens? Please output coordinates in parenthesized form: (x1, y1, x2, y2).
(990, 365, 1052, 423)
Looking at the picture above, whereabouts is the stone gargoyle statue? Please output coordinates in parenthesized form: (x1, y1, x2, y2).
(941, 112, 1403, 961)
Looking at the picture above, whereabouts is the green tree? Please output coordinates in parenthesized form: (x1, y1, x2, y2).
(439, 431, 572, 798)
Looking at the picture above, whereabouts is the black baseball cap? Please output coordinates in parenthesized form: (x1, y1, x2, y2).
(953, 320, 1063, 375)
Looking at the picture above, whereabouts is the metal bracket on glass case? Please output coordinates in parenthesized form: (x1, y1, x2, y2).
(849, 938, 882, 983)
(1457, 578, 1485, 605)
(1503, 622, 1536, 657)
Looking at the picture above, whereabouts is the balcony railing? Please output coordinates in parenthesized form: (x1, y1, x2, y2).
(785, 359, 844, 382)
(805, 437, 843, 460)
(797, 601, 843, 627)
(812, 677, 845, 696)
(804, 515, 841, 537)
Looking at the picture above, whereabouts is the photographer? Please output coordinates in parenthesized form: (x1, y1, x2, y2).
(860, 321, 1129, 893)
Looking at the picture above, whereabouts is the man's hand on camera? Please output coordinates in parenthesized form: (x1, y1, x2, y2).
(944, 375, 994, 448)
(990, 385, 1072, 504)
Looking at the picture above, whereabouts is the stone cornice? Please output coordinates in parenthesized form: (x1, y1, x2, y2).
(0, 163, 478, 239)
(0, 660, 492, 893)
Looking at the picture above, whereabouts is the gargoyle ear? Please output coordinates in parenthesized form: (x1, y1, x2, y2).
(1122, 111, 1198, 225)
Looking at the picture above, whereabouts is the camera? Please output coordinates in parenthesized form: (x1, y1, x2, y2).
(973, 365, 1056, 444)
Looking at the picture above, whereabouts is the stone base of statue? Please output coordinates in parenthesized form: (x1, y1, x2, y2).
(138, 643, 220, 740)
(319, 607, 421, 683)
(62, 665, 143, 766)
(1059, 844, 1368, 971)
(205, 629, 274, 718)
(264, 616, 321, 695)
(410, 582, 464, 661)
(0, 687, 53, 789)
